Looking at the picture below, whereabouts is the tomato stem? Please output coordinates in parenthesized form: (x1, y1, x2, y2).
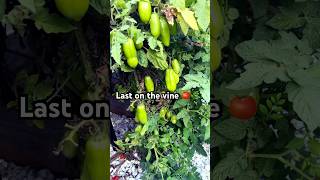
(250, 151, 313, 180)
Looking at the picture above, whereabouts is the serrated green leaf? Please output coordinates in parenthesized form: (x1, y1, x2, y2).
(183, 128, 190, 144)
(193, 0, 210, 31)
(90, 0, 109, 15)
(3, 5, 30, 35)
(172, 99, 189, 109)
(303, 19, 320, 49)
(177, 109, 191, 127)
(178, 8, 199, 30)
(182, 72, 210, 102)
(140, 122, 149, 136)
(266, 8, 305, 30)
(138, 50, 148, 67)
(34, 9, 76, 33)
(287, 82, 320, 131)
(259, 104, 268, 114)
(176, 14, 189, 35)
(111, 30, 127, 65)
(147, 36, 158, 50)
(19, 0, 36, 13)
(214, 118, 248, 140)
(146, 49, 168, 70)
(194, 143, 207, 156)
(170, 0, 185, 8)
(286, 137, 305, 149)
(212, 148, 247, 179)
(227, 62, 290, 90)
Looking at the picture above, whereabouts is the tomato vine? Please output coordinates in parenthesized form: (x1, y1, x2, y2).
(111, 0, 210, 179)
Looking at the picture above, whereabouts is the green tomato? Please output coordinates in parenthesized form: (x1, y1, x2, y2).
(127, 57, 139, 68)
(159, 107, 167, 118)
(166, 111, 172, 119)
(150, 13, 161, 38)
(55, 0, 89, 21)
(144, 76, 155, 92)
(138, 0, 151, 24)
(82, 134, 109, 180)
(160, 17, 170, 47)
(171, 115, 177, 124)
(172, 59, 180, 75)
(135, 125, 143, 133)
(135, 103, 148, 124)
(123, 38, 137, 59)
(165, 69, 177, 92)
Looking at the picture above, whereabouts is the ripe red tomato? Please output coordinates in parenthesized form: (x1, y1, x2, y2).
(229, 96, 257, 120)
(112, 176, 120, 180)
(181, 91, 191, 100)
(119, 153, 126, 160)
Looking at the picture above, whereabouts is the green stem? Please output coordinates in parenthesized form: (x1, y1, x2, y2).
(74, 26, 95, 85)
(154, 148, 164, 180)
(250, 153, 313, 180)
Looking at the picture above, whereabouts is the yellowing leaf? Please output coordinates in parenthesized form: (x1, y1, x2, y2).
(180, 9, 199, 30)
(177, 14, 189, 35)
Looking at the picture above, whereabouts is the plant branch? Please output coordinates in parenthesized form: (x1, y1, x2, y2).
(250, 152, 313, 180)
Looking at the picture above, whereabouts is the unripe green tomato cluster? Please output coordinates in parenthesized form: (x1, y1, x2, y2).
(159, 107, 177, 124)
(137, 0, 170, 46)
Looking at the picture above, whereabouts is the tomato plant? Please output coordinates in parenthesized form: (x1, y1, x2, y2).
(212, 0, 320, 179)
(1, 0, 109, 179)
(111, 0, 211, 178)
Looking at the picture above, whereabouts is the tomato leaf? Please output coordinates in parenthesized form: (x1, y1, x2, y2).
(266, 7, 305, 30)
(193, 0, 210, 31)
(212, 148, 247, 180)
(137, 50, 148, 68)
(146, 49, 168, 70)
(111, 30, 127, 66)
(176, 14, 189, 35)
(177, 8, 199, 30)
(286, 137, 305, 149)
(169, 0, 185, 9)
(90, 0, 109, 15)
(34, 10, 76, 33)
(214, 118, 248, 141)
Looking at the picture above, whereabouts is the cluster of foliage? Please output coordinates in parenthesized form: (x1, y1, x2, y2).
(110, 0, 210, 179)
(213, 0, 320, 179)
